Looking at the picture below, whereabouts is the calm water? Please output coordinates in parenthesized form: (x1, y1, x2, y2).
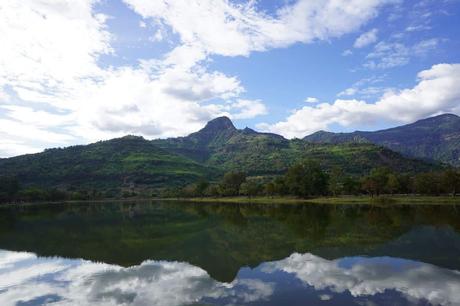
(1, 201, 460, 305)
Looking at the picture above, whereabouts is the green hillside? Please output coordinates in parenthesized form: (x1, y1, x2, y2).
(0, 135, 218, 190)
(155, 117, 437, 176)
(304, 113, 460, 166)
(0, 117, 440, 194)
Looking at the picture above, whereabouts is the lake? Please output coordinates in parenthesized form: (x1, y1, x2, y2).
(1, 201, 460, 305)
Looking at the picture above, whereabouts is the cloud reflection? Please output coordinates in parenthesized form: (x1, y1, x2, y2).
(1, 249, 460, 305)
(0, 250, 273, 306)
(262, 253, 460, 305)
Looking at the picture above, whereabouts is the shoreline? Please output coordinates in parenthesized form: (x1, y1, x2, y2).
(162, 195, 460, 205)
(2, 195, 460, 207)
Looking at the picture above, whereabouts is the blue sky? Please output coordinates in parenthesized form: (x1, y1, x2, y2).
(1, 0, 460, 156)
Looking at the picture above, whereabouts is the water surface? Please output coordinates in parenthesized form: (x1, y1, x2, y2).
(1, 201, 460, 305)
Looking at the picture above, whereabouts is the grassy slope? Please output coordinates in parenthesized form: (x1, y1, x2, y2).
(208, 138, 437, 175)
(304, 114, 460, 166)
(0, 136, 218, 189)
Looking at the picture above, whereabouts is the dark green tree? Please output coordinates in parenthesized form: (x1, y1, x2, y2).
(240, 181, 262, 197)
(441, 168, 460, 196)
(343, 176, 360, 195)
(413, 172, 441, 195)
(194, 179, 210, 197)
(284, 160, 329, 197)
(219, 171, 247, 196)
(386, 173, 400, 195)
(264, 182, 275, 197)
(0, 176, 20, 201)
(328, 166, 344, 196)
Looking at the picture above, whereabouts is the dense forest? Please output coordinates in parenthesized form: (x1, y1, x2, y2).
(169, 160, 460, 199)
(3, 160, 458, 204)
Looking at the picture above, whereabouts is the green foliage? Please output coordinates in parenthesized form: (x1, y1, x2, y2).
(441, 169, 460, 196)
(413, 172, 442, 195)
(239, 180, 263, 197)
(0, 116, 448, 202)
(284, 160, 329, 197)
(304, 113, 460, 166)
(219, 171, 247, 196)
(0, 176, 20, 201)
(0, 136, 219, 196)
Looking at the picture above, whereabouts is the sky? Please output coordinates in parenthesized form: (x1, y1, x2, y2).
(1, 0, 460, 157)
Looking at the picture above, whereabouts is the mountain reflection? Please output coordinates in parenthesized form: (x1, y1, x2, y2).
(1, 201, 460, 283)
(1, 249, 460, 306)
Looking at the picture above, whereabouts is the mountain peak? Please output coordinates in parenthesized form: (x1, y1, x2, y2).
(202, 116, 236, 132)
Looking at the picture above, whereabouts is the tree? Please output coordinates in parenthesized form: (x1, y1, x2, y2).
(284, 160, 329, 197)
(273, 176, 288, 195)
(204, 184, 220, 197)
(413, 172, 441, 195)
(369, 167, 391, 195)
(362, 176, 378, 197)
(220, 171, 247, 196)
(343, 176, 360, 195)
(441, 168, 460, 196)
(328, 166, 344, 196)
(264, 182, 275, 197)
(194, 179, 210, 197)
(240, 181, 262, 197)
(386, 174, 400, 195)
(0, 176, 20, 201)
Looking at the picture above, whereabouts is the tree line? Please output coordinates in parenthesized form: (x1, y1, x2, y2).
(172, 160, 460, 198)
(2, 160, 460, 203)
(0, 176, 107, 203)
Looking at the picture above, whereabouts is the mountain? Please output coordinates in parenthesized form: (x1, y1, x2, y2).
(304, 113, 460, 166)
(0, 136, 218, 191)
(154, 116, 436, 176)
(0, 116, 439, 193)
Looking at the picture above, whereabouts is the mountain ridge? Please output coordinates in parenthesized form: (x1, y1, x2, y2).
(0, 115, 449, 193)
(304, 113, 460, 165)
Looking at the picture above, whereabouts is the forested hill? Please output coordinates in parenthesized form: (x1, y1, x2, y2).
(153, 116, 437, 176)
(0, 136, 218, 191)
(304, 113, 460, 166)
(0, 116, 441, 194)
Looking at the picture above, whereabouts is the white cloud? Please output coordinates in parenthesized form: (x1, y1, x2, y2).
(365, 38, 439, 69)
(0, 0, 397, 156)
(338, 75, 388, 98)
(354, 28, 378, 48)
(123, 0, 393, 57)
(228, 99, 268, 120)
(0, 0, 111, 88)
(258, 63, 460, 138)
(305, 97, 319, 103)
(342, 49, 353, 56)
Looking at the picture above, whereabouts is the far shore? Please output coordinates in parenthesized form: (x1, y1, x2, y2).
(2, 195, 460, 207)
(162, 195, 460, 205)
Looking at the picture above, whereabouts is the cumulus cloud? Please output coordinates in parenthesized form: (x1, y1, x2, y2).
(258, 63, 460, 138)
(0, 0, 398, 156)
(354, 28, 378, 48)
(0, 0, 111, 88)
(228, 99, 268, 120)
